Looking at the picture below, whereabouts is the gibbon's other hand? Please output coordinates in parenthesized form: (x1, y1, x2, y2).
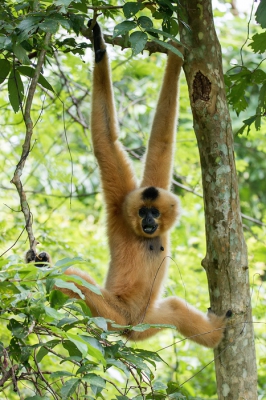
(88, 19, 106, 63)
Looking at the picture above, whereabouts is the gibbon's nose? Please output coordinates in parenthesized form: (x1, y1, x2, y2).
(147, 216, 154, 225)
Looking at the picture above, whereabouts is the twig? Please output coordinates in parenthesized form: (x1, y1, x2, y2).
(81, 28, 168, 54)
(10, 32, 52, 254)
(33, 349, 59, 400)
(0, 365, 19, 387)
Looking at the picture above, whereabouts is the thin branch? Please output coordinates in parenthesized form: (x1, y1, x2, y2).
(81, 28, 168, 54)
(10, 32, 52, 254)
(87, 5, 123, 10)
(0, 185, 98, 198)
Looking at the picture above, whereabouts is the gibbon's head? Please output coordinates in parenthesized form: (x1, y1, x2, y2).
(123, 186, 180, 238)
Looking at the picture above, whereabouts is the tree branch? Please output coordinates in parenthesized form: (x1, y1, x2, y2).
(10, 32, 52, 254)
(81, 28, 168, 54)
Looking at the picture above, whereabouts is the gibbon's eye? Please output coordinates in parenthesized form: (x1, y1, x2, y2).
(139, 207, 148, 218)
(138, 207, 160, 219)
(150, 207, 160, 218)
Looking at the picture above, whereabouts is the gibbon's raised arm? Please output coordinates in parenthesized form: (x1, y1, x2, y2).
(89, 21, 137, 208)
(141, 46, 183, 190)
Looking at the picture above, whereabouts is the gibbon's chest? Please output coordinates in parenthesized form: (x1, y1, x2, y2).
(143, 236, 166, 257)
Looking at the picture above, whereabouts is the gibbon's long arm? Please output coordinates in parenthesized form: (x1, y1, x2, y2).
(90, 21, 137, 209)
(141, 47, 183, 190)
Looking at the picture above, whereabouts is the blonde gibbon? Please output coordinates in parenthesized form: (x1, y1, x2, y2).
(34, 21, 231, 347)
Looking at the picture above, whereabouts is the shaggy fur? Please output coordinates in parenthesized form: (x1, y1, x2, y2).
(59, 22, 227, 347)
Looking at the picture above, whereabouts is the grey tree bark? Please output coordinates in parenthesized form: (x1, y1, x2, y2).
(178, 1, 257, 399)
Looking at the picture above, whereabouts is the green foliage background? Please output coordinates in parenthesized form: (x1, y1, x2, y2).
(0, 0, 266, 399)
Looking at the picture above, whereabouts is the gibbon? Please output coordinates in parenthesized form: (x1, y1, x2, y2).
(32, 21, 230, 347)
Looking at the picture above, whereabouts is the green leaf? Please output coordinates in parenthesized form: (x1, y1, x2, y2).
(134, 348, 164, 363)
(0, 281, 20, 294)
(106, 358, 130, 377)
(50, 289, 69, 309)
(0, 36, 12, 51)
(8, 70, 24, 113)
(13, 44, 30, 65)
(236, 115, 258, 135)
(79, 335, 106, 366)
(168, 18, 179, 36)
(138, 16, 153, 30)
(226, 69, 250, 115)
(252, 68, 266, 84)
(147, 28, 181, 43)
(159, 0, 178, 10)
(66, 274, 102, 295)
(66, 333, 88, 357)
(39, 19, 59, 34)
(255, 0, 266, 28)
(44, 305, 64, 320)
(258, 82, 266, 111)
(36, 340, 61, 362)
(54, 256, 84, 268)
(69, 14, 84, 35)
(50, 371, 74, 378)
(17, 16, 42, 42)
(62, 340, 82, 358)
(83, 373, 106, 389)
(89, 317, 108, 330)
(7, 319, 28, 339)
(0, 59, 11, 84)
(54, 278, 85, 299)
(249, 32, 266, 53)
(71, 0, 87, 12)
(129, 31, 148, 55)
(61, 378, 80, 400)
(150, 37, 183, 58)
(152, 380, 167, 391)
(54, 0, 73, 7)
(18, 66, 54, 92)
(123, 2, 142, 19)
(113, 21, 137, 38)
(25, 396, 50, 400)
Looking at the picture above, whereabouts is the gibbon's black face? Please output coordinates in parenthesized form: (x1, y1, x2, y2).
(139, 206, 160, 234)
(124, 186, 179, 238)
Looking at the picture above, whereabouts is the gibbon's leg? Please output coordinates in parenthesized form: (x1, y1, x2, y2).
(128, 297, 228, 348)
(57, 267, 128, 327)
(141, 45, 183, 191)
(89, 21, 137, 208)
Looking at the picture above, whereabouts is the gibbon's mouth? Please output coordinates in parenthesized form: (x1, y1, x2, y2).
(143, 224, 158, 234)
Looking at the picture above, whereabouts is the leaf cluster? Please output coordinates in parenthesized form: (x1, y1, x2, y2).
(224, 0, 266, 134)
(112, 1, 183, 57)
(0, 258, 189, 399)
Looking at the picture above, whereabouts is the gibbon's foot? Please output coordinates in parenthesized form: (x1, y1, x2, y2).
(88, 19, 106, 63)
(25, 249, 51, 267)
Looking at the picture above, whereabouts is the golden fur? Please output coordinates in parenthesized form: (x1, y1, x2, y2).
(59, 22, 226, 348)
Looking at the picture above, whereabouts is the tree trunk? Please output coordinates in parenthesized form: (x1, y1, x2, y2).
(178, 1, 257, 399)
